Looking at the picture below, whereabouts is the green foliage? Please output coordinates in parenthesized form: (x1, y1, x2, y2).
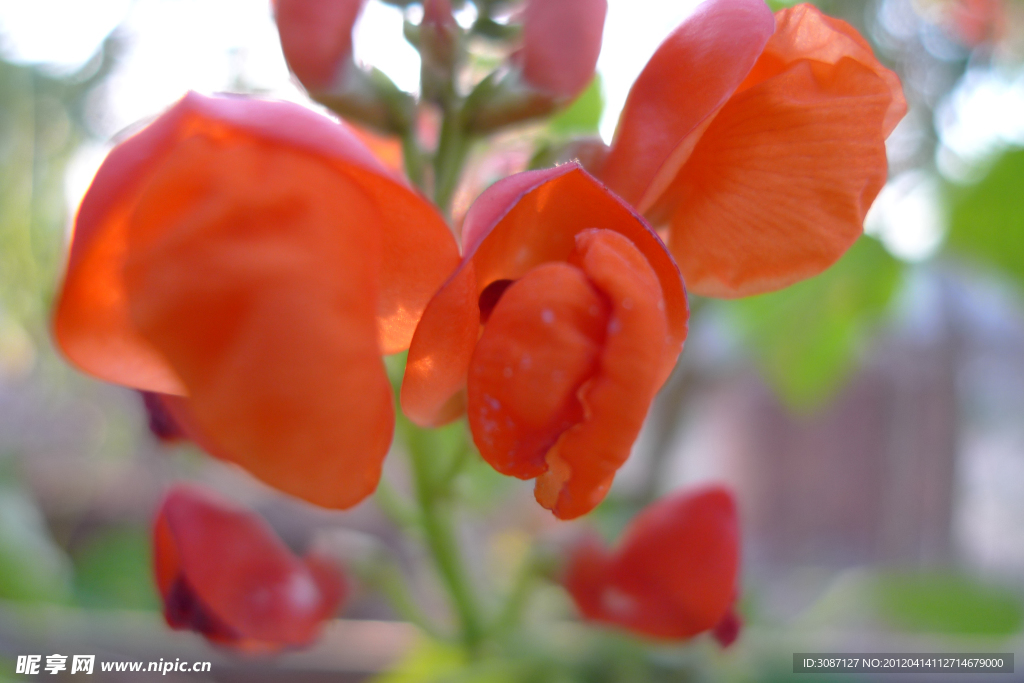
(874, 571, 1024, 636)
(0, 483, 72, 603)
(801, 569, 1024, 637)
(0, 46, 113, 333)
(946, 147, 1024, 290)
(726, 236, 902, 411)
(549, 77, 603, 137)
(73, 526, 160, 611)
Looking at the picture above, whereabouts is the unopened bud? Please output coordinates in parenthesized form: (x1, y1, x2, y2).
(274, 0, 365, 90)
(520, 0, 606, 100)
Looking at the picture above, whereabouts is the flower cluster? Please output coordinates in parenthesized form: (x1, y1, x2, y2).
(53, 0, 903, 655)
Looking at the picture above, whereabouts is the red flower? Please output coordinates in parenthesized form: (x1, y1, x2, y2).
(519, 0, 607, 101)
(564, 485, 740, 641)
(154, 484, 346, 652)
(274, 0, 365, 90)
(53, 92, 459, 508)
(599, 0, 906, 298)
(401, 164, 688, 520)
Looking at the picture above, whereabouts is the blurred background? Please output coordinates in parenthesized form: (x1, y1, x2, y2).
(1, 0, 1024, 680)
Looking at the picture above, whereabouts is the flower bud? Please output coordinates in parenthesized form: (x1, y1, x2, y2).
(274, 0, 365, 90)
(154, 484, 346, 651)
(564, 486, 740, 640)
(520, 0, 607, 100)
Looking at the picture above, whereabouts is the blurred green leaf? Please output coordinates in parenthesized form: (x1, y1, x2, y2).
(946, 147, 1024, 289)
(548, 76, 603, 136)
(373, 638, 521, 683)
(0, 484, 72, 603)
(874, 571, 1023, 636)
(73, 526, 159, 611)
(727, 236, 902, 411)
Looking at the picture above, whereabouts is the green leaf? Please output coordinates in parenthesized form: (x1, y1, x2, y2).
(548, 76, 603, 136)
(946, 147, 1024, 289)
(874, 571, 1024, 636)
(73, 526, 159, 611)
(726, 236, 902, 411)
(0, 485, 72, 603)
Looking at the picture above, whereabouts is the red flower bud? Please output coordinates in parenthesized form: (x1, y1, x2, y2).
(601, 1, 906, 298)
(153, 484, 346, 652)
(53, 93, 459, 509)
(520, 0, 607, 100)
(401, 164, 687, 519)
(564, 486, 740, 640)
(274, 0, 366, 90)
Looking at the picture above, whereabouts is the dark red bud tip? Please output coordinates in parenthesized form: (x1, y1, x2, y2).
(274, 0, 365, 90)
(140, 391, 187, 443)
(521, 0, 607, 100)
(712, 607, 742, 648)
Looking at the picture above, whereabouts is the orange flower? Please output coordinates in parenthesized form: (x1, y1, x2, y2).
(273, 0, 365, 90)
(564, 485, 739, 641)
(154, 484, 346, 651)
(401, 164, 687, 519)
(599, 0, 906, 298)
(53, 92, 459, 508)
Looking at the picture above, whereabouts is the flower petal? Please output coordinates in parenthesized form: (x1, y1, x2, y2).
(564, 486, 739, 640)
(662, 55, 895, 297)
(468, 262, 609, 479)
(155, 484, 345, 651)
(54, 93, 457, 396)
(600, 0, 775, 207)
(402, 164, 686, 428)
(740, 5, 907, 136)
(534, 229, 671, 519)
(607, 486, 738, 638)
(124, 134, 393, 509)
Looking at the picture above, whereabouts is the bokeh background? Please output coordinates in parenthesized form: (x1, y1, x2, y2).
(1, 0, 1024, 680)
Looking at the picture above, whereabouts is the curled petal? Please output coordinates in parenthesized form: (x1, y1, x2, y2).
(274, 0, 365, 90)
(565, 486, 739, 640)
(154, 484, 346, 652)
(402, 164, 687, 428)
(600, 0, 775, 207)
(520, 0, 607, 100)
(534, 229, 671, 519)
(468, 262, 609, 479)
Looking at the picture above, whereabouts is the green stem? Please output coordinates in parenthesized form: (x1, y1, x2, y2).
(372, 559, 447, 641)
(405, 422, 487, 656)
(432, 109, 473, 219)
(488, 553, 542, 638)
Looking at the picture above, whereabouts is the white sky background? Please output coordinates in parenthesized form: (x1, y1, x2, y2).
(0, 0, 1022, 261)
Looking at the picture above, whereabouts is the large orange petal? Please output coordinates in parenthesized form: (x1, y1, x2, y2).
(535, 229, 672, 520)
(124, 135, 393, 510)
(467, 263, 609, 479)
(662, 56, 894, 298)
(402, 164, 686, 427)
(740, 4, 907, 136)
(600, 0, 774, 207)
(54, 93, 456, 395)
